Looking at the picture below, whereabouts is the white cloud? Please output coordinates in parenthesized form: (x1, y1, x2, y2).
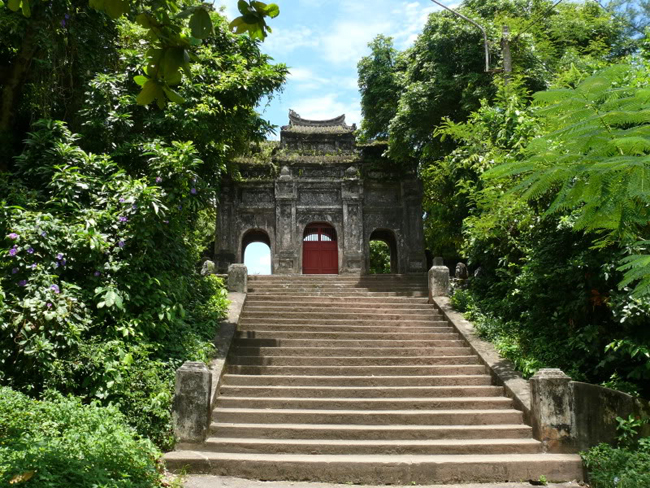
(212, 0, 238, 20)
(321, 20, 392, 66)
(264, 26, 320, 57)
(292, 94, 361, 127)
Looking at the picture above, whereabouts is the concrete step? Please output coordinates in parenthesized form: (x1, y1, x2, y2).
(243, 303, 436, 312)
(228, 355, 480, 367)
(226, 364, 487, 376)
(217, 385, 505, 398)
(221, 374, 495, 387)
(240, 311, 440, 320)
(236, 324, 454, 333)
(209, 422, 534, 440)
(211, 408, 524, 425)
(163, 452, 584, 484)
(234, 338, 463, 348)
(235, 331, 464, 341)
(249, 291, 429, 297)
(238, 318, 445, 326)
(195, 437, 542, 455)
(248, 274, 427, 282)
(232, 346, 469, 357)
(214, 397, 513, 411)
(245, 295, 431, 304)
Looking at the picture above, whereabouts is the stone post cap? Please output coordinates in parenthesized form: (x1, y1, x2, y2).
(178, 361, 209, 372)
(228, 263, 248, 273)
(531, 368, 571, 380)
(432, 256, 444, 266)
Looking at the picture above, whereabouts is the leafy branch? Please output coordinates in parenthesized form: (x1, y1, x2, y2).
(1, 0, 279, 107)
(485, 64, 650, 297)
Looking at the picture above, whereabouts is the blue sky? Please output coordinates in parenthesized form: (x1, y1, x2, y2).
(215, 0, 451, 273)
(216, 0, 449, 134)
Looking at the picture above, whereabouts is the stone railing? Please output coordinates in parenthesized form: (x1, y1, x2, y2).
(428, 260, 650, 453)
(171, 264, 247, 444)
(531, 369, 650, 452)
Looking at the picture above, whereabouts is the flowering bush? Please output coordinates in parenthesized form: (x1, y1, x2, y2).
(0, 121, 228, 447)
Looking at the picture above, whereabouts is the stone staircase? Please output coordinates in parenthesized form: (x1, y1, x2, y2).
(165, 274, 583, 484)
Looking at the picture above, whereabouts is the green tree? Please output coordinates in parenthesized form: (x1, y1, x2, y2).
(485, 64, 650, 297)
(357, 35, 403, 142)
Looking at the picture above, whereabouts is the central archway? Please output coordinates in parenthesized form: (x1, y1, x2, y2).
(302, 223, 338, 274)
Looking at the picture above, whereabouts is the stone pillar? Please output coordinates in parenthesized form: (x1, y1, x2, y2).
(428, 259, 450, 301)
(530, 368, 575, 453)
(275, 168, 298, 274)
(215, 185, 236, 273)
(227, 264, 247, 293)
(342, 166, 363, 273)
(172, 361, 211, 443)
(401, 178, 427, 273)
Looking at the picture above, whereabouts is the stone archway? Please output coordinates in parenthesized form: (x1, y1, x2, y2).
(368, 228, 398, 274)
(302, 223, 338, 274)
(242, 229, 272, 274)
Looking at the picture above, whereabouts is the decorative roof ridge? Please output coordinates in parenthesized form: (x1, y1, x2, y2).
(288, 109, 349, 128)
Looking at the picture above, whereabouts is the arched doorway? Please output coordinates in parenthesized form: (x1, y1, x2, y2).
(302, 223, 338, 274)
(242, 229, 272, 275)
(369, 229, 398, 274)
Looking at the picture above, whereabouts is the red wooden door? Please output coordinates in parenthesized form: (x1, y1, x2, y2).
(303, 224, 338, 274)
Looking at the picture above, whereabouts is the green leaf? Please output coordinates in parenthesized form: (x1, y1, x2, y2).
(265, 3, 279, 18)
(135, 13, 152, 28)
(189, 8, 213, 39)
(162, 86, 185, 104)
(133, 75, 148, 87)
(0, 1, 5, 8)
(136, 80, 160, 106)
(21, 0, 30, 17)
(122, 352, 133, 365)
(7, 0, 20, 12)
(237, 0, 250, 14)
(104, 0, 128, 19)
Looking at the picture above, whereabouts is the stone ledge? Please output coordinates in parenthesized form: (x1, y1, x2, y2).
(209, 291, 246, 410)
(431, 296, 532, 424)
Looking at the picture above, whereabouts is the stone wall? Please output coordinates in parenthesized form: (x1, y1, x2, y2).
(214, 121, 427, 275)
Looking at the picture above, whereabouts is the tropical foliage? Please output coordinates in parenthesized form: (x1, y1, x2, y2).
(0, 1, 285, 485)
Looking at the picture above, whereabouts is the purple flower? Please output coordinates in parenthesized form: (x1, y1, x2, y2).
(155, 176, 162, 183)
(119, 216, 128, 222)
(60, 18, 66, 27)
(18, 280, 27, 287)
(118, 241, 125, 248)
(61, 259, 66, 266)
(47, 303, 52, 308)
(27, 247, 34, 254)
(41, 231, 47, 237)
(31, 263, 37, 269)
(56, 253, 63, 260)
(12, 267, 18, 274)
(8, 233, 18, 240)
(9, 248, 17, 257)
(190, 188, 197, 195)
(163, 220, 169, 224)
(94, 271, 101, 277)
(119, 198, 125, 203)
(50, 284, 60, 294)
(132, 204, 138, 210)
(178, 205, 182, 210)
(54, 262, 60, 268)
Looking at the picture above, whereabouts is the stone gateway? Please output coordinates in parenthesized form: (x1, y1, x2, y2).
(214, 111, 427, 275)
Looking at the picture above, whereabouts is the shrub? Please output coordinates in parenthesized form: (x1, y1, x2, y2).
(0, 386, 162, 488)
(582, 438, 650, 488)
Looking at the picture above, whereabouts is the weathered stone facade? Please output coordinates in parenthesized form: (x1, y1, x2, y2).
(214, 111, 427, 275)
